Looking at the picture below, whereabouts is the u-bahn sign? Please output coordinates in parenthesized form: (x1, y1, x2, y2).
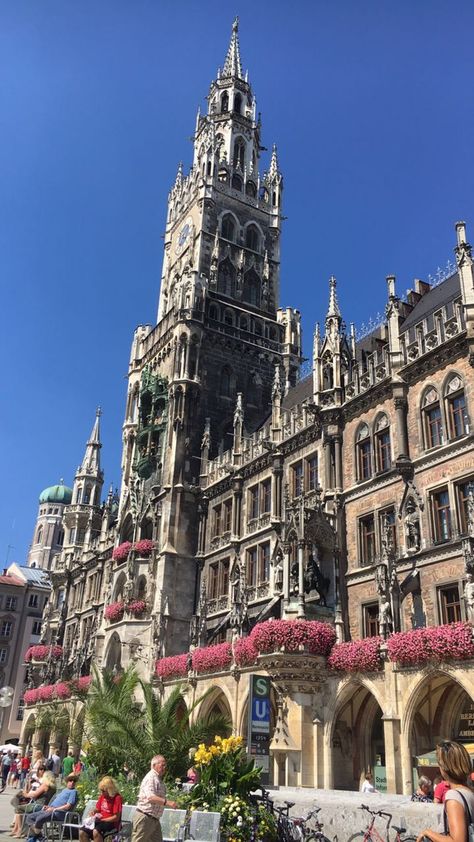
(247, 675, 271, 783)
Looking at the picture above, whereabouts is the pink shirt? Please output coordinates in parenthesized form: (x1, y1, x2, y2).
(434, 780, 450, 803)
(136, 769, 166, 819)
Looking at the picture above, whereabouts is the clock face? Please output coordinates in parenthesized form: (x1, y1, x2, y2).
(175, 217, 193, 255)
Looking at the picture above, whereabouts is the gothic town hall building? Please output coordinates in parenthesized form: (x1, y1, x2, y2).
(21, 21, 474, 794)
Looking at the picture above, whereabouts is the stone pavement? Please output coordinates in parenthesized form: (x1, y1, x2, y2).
(0, 786, 17, 839)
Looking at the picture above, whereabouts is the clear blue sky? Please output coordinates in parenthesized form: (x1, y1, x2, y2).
(1, 0, 473, 566)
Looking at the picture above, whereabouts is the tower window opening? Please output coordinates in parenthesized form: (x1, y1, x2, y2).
(221, 214, 236, 242)
(221, 91, 229, 113)
(234, 93, 242, 114)
(233, 138, 245, 170)
(207, 160, 212, 177)
(245, 224, 260, 252)
(231, 173, 242, 191)
(246, 181, 256, 198)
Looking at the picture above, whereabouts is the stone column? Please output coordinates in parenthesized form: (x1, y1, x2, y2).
(297, 540, 305, 618)
(232, 478, 243, 539)
(272, 454, 283, 520)
(324, 437, 332, 489)
(400, 730, 414, 795)
(334, 435, 342, 491)
(383, 716, 402, 793)
(394, 395, 409, 458)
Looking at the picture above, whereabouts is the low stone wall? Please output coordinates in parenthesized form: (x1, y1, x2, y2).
(270, 787, 442, 841)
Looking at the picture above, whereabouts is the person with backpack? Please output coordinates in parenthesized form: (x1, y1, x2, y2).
(46, 748, 61, 777)
(416, 741, 474, 842)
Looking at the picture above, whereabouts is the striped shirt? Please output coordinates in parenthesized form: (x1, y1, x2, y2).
(136, 769, 166, 819)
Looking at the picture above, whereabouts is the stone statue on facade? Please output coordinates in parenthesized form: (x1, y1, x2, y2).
(303, 550, 329, 606)
(273, 548, 283, 593)
(464, 573, 474, 621)
(404, 498, 421, 553)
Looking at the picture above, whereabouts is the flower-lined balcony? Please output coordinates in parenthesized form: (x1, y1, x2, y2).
(327, 637, 383, 672)
(387, 622, 474, 667)
(104, 599, 149, 623)
(112, 539, 154, 562)
(156, 619, 337, 679)
(24, 645, 63, 664)
(24, 675, 91, 706)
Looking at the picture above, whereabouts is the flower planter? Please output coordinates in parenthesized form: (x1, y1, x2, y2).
(104, 601, 125, 622)
(25, 645, 63, 663)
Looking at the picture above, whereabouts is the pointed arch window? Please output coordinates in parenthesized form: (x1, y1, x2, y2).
(374, 414, 391, 472)
(217, 259, 236, 297)
(445, 374, 469, 439)
(221, 91, 229, 113)
(231, 173, 242, 191)
(220, 366, 234, 398)
(356, 423, 372, 481)
(422, 387, 443, 448)
(233, 93, 242, 114)
(221, 214, 236, 242)
(245, 224, 260, 252)
(246, 181, 256, 198)
(243, 270, 260, 307)
(36, 525, 43, 545)
(233, 138, 245, 170)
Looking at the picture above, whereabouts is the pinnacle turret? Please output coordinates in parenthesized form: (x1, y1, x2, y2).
(221, 17, 243, 79)
(326, 276, 341, 322)
(79, 407, 102, 477)
(268, 144, 280, 180)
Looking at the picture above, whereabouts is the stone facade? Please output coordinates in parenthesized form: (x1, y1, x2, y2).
(20, 21, 474, 794)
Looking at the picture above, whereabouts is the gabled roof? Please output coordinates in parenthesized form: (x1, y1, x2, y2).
(7, 563, 51, 589)
(0, 574, 24, 587)
(401, 272, 460, 331)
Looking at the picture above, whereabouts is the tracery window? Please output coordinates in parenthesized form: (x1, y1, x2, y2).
(422, 387, 443, 448)
(374, 414, 391, 472)
(445, 375, 468, 439)
(356, 423, 372, 481)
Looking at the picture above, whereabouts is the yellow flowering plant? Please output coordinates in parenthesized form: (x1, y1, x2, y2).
(190, 734, 262, 812)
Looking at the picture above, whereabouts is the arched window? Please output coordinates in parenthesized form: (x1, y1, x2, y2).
(233, 138, 245, 170)
(422, 387, 443, 448)
(137, 576, 147, 601)
(209, 304, 219, 321)
(220, 366, 234, 398)
(245, 224, 260, 252)
(224, 309, 234, 326)
(217, 259, 236, 297)
(356, 423, 372, 481)
(445, 374, 468, 439)
(83, 485, 91, 504)
(254, 320, 263, 336)
(260, 186, 269, 203)
(374, 414, 391, 472)
(245, 181, 257, 198)
(231, 173, 242, 191)
(207, 160, 212, 177)
(221, 91, 229, 113)
(243, 270, 260, 307)
(233, 93, 242, 114)
(240, 316, 248, 332)
(36, 525, 43, 545)
(221, 214, 236, 242)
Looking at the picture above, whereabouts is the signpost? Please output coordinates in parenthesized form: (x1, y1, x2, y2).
(247, 675, 271, 784)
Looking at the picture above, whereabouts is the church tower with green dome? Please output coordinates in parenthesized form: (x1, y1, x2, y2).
(27, 481, 72, 571)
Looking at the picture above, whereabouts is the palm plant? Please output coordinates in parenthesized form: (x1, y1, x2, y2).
(83, 665, 230, 780)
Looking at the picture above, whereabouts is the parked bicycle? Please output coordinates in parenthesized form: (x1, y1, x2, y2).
(274, 802, 332, 842)
(347, 804, 416, 842)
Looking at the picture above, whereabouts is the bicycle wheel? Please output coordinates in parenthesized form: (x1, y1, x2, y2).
(306, 834, 332, 842)
(400, 836, 417, 842)
(347, 833, 371, 842)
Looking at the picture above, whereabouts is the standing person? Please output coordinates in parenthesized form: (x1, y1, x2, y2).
(46, 748, 61, 778)
(79, 777, 123, 842)
(132, 756, 178, 842)
(416, 741, 474, 842)
(360, 770, 379, 794)
(25, 774, 79, 840)
(73, 756, 84, 776)
(20, 755, 31, 789)
(433, 774, 451, 804)
(2, 751, 13, 790)
(61, 751, 74, 780)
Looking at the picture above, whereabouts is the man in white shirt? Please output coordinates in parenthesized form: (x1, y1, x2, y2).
(361, 771, 379, 793)
(132, 756, 178, 842)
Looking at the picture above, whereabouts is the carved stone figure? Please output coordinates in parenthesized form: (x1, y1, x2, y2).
(303, 551, 329, 606)
(379, 599, 393, 638)
(464, 573, 474, 621)
(404, 498, 421, 552)
(273, 550, 283, 592)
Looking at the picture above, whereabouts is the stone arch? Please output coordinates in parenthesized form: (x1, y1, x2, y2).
(218, 258, 236, 297)
(242, 269, 260, 307)
(136, 575, 147, 601)
(22, 712, 36, 750)
(402, 668, 474, 760)
(195, 684, 233, 730)
(113, 572, 127, 602)
(120, 513, 134, 544)
(330, 677, 386, 791)
(105, 632, 123, 672)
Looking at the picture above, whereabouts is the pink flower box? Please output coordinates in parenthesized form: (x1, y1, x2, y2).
(37, 684, 55, 702)
(192, 642, 232, 673)
(233, 637, 258, 667)
(250, 619, 336, 655)
(24, 689, 39, 705)
(54, 682, 72, 699)
(127, 599, 147, 616)
(104, 601, 125, 622)
(25, 644, 63, 663)
(156, 653, 189, 679)
(327, 637, 383, 672)
(387, 622, 474, 666)
(112, 542, 133, 561)
(133, 540, 154, 557)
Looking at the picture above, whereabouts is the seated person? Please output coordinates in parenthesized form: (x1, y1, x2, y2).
(11, 768, 56, 837)
(411, 775, 433, 802)
(79, 776, 122, 842)
(26, 774, 79, 839)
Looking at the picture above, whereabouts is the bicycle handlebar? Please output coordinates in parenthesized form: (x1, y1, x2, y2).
(360, 805, 393, 821)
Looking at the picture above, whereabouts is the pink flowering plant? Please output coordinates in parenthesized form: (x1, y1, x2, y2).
(126, 600, 147, 616)
(387, 622, 474, 667)
(133, 539, 154, 557)
(104, 601, 125, 622)
(192, 642, 232, 674)
(112, 541, 133, 561)
(25, 644, 63, 663)
(156, 653, 189, 679)
(250, 619, 336, 655)
(23, 676, 93, 705)
(54, 682, 72, 700)
(327, 637, 383, 672)
(233, 637, 259, 667)
(24, 688, 40, 705)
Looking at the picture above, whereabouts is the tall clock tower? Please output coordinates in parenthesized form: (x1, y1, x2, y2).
(116, 19, 301, 657)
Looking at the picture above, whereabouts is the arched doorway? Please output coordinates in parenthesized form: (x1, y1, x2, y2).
(332, 682, 385, 790)
(406, 672, 474, 772)
(105, 633, 123, 673)
(196, 688, 232, 736)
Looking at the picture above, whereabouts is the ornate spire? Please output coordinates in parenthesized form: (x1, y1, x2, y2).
(272, 363, 282, 399)
(174, 162, 183, 190)
(79, 407, 102, 476)
(326, 276, 341, 321)
(268, 144, 280, 180)
(222, 17, 243, 79)
(313, 322, 321, 359)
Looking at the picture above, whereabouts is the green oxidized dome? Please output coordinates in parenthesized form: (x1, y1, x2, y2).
(39, 483, 73, 504)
